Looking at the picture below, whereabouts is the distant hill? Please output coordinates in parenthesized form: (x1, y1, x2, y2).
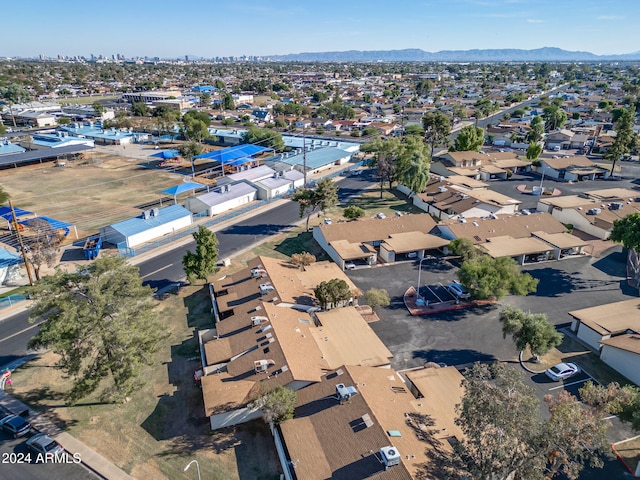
(267, 47, 640, 62)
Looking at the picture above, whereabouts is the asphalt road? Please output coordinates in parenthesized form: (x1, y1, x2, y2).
(0, 171, 379, 372)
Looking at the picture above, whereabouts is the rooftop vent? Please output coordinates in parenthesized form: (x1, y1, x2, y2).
(380, 446, 401, 469)
(251, 316, 268, 326)
(151, 207, 159, 217)
(142, 209, 151, 220)
(438, 186, 448, 193)
(259, 283, 275, 295)
(251, 268, 266, 278)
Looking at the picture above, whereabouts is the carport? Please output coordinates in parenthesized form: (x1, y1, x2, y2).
(328, 239, 377, 270)
(478, 235, 554, 265)
(532, 231, 591, 259)
(379, 231, 449, 263)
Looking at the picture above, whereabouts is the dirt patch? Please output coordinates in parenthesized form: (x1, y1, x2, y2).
(0, 147, 184, 236)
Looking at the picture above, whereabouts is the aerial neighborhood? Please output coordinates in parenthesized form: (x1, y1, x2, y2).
(1, 51, 640, 480)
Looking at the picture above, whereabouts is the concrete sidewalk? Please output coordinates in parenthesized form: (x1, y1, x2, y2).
(0, 390, 134, 480)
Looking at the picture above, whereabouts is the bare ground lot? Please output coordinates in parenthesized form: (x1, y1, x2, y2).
(0, 148, 184, 237)
(8, 285, 281, 480)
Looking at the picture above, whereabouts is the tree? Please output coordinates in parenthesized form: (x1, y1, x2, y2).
(451, 125, 484, 152)
(0, 185, 9, 205)
(454, 363, 544, 480)
(453, 363, 609, 480)
(542, 105, 567, 131)
(404, 124, 424, 137)
(448, 238, 479, 261)
(293, 178, 338, 231)
(181, 117, 209, 143)
(131, 101, 149, 117)
(242, 126, 284, 152)
(57, 116, 71, 126)
(182, 225, 218, 284)
(183, 110, 211, 127)
(457, 255, 539, 300)
(292, 188, 316, 232)
(526, 142, 542, 160)
(92, 101, 105, 117)
(499, 306, 563, 360)
(397, 135, 430, 197)
(314, 177, 338, 213)
(365, 288, 390, 308)
(610, 212, 640, 288)
(343, 205, 365, 220)
(526, 116, 545, 144)
(605, 104, 636, 176)
(28, 256, 164, 404)
(221, 93, 235, 110)
(249, 386, 296, 425)
(178, 141, 204, 177)
(23, 218, 65, 280)
(422, 111, 451, 154)
(0, 83, 32, 128)
(291, 252, 316, 269)
(580, 381, 640, 431)
(314, 278, 352, 310)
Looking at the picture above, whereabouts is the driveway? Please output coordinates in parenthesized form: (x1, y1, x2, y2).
(347, 248, 635, 371)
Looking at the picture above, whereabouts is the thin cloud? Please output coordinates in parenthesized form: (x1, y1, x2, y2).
(597, 15, 623, 20)
(527, 19, 543, 23)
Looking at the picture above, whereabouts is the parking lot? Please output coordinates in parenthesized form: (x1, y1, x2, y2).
(347, 248, 634, 371)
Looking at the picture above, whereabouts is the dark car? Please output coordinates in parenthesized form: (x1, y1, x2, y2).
(0, 414, 32, 438)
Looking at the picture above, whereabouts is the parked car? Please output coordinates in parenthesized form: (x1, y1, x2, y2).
(0, 414, 31, 438)
(350, 169, 362, 176)
(26, 433, 65, 456)
(344, 262, 356, 270)
(545, 362, 580, 382)
(407, 252, 418, 258)
(446, 282, 470, 299)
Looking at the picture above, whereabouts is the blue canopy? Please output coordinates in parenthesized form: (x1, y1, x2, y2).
(0, 206, 33, 221)
(194, 144, 272, 164)
(0, 248, 22, 268)
(19, 216, 74, 236)
(161, 182, 205, 196)
(151, 149, 180, 159)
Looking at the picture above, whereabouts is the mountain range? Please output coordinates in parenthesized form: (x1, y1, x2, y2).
(267, 47, 640, 62)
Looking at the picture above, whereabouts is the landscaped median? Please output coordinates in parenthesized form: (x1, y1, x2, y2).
(403, 286, 495, 316)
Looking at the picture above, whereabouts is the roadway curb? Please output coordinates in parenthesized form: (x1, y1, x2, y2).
(0, 299, 33, 323)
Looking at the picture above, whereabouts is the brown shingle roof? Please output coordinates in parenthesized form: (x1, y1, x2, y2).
(569, 299, 640, 336)
(600, 334, 640, 354)
(541, 155, 597, 170)
(439, 212, 567, 244)
(317, 214, 437, 244)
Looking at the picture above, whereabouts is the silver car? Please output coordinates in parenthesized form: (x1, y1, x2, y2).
(26, 433, 65, 456)
(545, 362, 580, 381)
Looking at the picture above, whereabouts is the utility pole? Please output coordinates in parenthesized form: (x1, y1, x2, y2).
(302, 129, 307, 187)
(9, 200, 34, 286)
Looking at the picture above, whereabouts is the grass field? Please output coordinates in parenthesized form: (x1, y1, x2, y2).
(57, 95, 119, 105)
(9, 285, 280, 480)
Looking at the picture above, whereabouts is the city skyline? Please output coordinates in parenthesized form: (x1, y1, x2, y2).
(3, 0, 639, 59)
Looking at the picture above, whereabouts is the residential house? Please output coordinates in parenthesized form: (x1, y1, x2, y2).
(313, 213, 447, 269)
(277, 365, 465, 480)
(436, 212, 589, 265)
(536, 155, 608, 181)
(536, 188, 640, 239)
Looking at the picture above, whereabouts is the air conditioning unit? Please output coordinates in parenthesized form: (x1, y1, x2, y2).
(380, 446, 401, 469)
(251, 316, 268, 326)
(438, 186, 448, 193)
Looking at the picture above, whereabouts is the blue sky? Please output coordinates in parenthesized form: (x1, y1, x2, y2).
(3, 0, 638, 58)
